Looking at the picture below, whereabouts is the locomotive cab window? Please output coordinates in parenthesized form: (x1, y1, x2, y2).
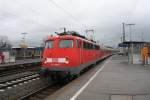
(45, 40, 54, 49)
(59, 40, 74, 48)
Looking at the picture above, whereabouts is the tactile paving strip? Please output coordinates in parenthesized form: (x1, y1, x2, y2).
(111, 95, 132, 100)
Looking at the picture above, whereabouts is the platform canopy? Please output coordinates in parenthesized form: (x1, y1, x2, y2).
(118, 41, 146, 47)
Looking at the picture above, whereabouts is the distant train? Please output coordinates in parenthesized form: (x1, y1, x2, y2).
(41, 31, 112, 80)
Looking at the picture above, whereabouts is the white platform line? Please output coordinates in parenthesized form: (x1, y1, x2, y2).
(70, 59, 109, 100)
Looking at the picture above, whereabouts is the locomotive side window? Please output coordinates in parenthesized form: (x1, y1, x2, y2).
(45, 40, 54, 49)
(59, 40, 74, 48)
(76, 40, 82, 48)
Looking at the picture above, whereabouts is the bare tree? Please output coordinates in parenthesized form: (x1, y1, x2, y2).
(41, 35, 49, 47)
(0, 35, 12, 49)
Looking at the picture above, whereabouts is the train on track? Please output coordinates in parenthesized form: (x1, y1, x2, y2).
(41, 31, 113, 80)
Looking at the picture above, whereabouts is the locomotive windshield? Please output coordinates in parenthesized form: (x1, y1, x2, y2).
(59, 40, 74, 48)
(45, 40, 54, 49)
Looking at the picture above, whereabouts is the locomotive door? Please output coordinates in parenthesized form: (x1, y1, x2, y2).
(77, 40, 83, 64)
(80, 40, 83, 64)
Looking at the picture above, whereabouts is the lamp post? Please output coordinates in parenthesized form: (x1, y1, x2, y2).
(21, 33, 28, 60)
(122, 23, 126, 42)
(122, 23, 126, 56)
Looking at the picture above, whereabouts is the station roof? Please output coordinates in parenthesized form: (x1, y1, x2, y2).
(118, 41, 146, 47)
(123, 41, 146, 44)
(12, 46, 43, 50)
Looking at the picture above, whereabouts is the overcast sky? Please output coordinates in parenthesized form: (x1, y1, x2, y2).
(0, 0, 150, 47)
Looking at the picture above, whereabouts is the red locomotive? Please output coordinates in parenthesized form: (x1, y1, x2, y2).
(41, 31, 111, 79)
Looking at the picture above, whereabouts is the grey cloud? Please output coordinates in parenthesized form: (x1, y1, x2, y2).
(0, 0, 150, 47)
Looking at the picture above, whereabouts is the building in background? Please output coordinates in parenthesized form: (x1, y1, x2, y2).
(118, 41, 150, 64)
(11, 46, 44, 60)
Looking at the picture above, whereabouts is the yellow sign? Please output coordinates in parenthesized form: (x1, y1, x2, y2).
(19, 43, 28, 48)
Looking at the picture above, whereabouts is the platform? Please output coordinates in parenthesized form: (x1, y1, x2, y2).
(45, 55, 150, 100)
(0, 58, 41, 68)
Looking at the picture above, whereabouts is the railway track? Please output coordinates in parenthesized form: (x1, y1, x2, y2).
(0, 65, 40, 77)
(0, 76, 66, 100)
(0, 59, 40, 76)
(0, 73, 40, 92)
(19, 82, 66, 100)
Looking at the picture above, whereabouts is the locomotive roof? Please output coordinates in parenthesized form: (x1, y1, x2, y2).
(47, 35, 99, 46)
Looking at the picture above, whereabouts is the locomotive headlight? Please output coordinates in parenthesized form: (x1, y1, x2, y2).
(65, 57, 69, 64)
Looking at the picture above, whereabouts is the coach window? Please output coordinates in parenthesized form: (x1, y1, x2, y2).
(89, 43, 93, 49)
(95, 45, 100, 50)
(45, 40, 54, 49)
(83, 42, 87, 49)
(97, 46, 100, 50)
(94, 45, 96, 50)
(59, 40, 74, 48)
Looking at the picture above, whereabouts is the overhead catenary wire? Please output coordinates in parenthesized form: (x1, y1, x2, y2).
(47, 0, 85, 27)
